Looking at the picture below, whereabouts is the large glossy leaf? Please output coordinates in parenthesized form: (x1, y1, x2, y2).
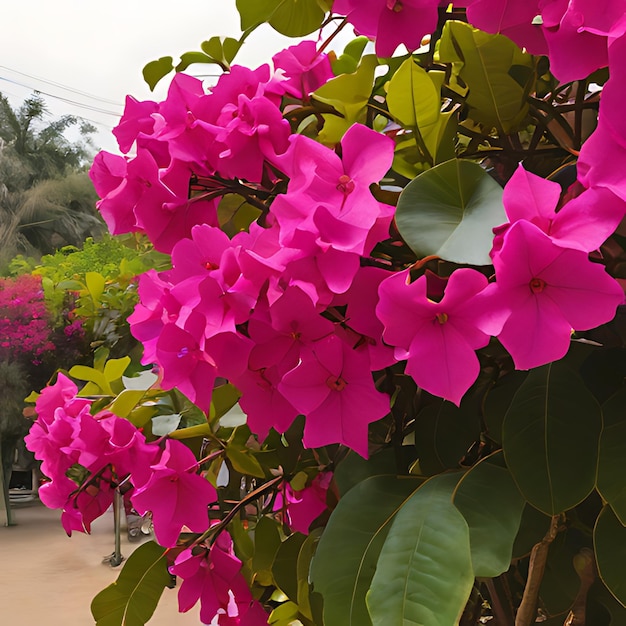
(333, 448, 398, 496)
(502, 362, 602, 516)
(438, 20, 535, 134)
(597, 387, 626, 524)
(453, 452, 525, 577)
(310, 475, 421, 626)
(395, 159, 505, 265)
(236, 0, 325, 36)
(367, 473, 474, 626)
(91, 541, 171, 626)
(414, 399, 482, 476)
(594, 506, 626, 607)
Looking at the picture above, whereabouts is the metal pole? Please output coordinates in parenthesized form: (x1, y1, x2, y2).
(111, 488, 123, 566)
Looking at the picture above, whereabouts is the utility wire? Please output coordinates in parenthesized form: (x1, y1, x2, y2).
(0, 64, 123, 107)
(0, 76, 122, 116)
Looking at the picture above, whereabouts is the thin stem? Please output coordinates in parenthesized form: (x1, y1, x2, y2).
(189, 475, 283, 548)
(316, 18, 348, 57)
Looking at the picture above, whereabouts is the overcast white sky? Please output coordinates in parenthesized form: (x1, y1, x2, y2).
(0, 0, 326, 154)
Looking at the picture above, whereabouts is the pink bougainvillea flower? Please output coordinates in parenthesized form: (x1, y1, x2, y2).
(113, 95, 159, 153)
(272, 40, 334, 98)
(465, 0, 547, 55)
(273, 124, 394, 255)
(493, 220, 624, 370)
(491, 164, 626, 255)
(377, 268, 508, 405)
(466, 0, 626, 82)
(131, 440, 217, 547)
(33, 372, 91, 426)
(279, 334, 389, 457)
(334, 0, 448, 57)
(248, 286, 334, 372)
(578, 34, 626, 198)
(237, 365, 300, 440)
(171, 531, 268, 625)
(273, 472, 332, 534)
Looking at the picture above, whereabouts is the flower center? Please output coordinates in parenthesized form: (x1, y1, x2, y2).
(529, 278, 546, 294)
(203, 260, 219, 271)
(435, 312, 449, 325)
(326, 376, 347, 391)
(386, 0, 403, 12)
(336, 174, 355, 195)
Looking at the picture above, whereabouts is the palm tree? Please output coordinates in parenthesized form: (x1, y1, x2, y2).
(0, 93, 104, 268)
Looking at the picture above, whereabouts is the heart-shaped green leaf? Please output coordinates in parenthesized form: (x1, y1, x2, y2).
(395, 159, 505, 265)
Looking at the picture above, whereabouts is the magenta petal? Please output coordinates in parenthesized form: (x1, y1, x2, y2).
(406, 322, 481, 406)
(503, 164, 561, 225)
(551, 187, 626, 252)
(497, 295, 573, 370)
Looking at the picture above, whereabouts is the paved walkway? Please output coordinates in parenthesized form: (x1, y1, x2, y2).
(0, 500, 202, 625)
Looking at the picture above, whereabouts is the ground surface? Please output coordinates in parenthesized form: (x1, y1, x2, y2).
(0, 501, 202, 625)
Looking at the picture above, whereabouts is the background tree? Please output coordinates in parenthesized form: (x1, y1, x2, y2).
(0, 93, 103, 269)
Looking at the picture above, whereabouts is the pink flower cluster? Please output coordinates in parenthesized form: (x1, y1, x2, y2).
(171, 531, 268, 625)
(0, 274, 54, 360)
(25, 373, 217, 545)
(117, 118, 395, 458)
(90, 42, 332, 255)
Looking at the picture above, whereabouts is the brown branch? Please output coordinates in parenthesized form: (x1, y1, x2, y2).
(515, 515, 561, 626)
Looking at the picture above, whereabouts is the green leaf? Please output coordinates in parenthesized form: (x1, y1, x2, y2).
(69, 364, 112, 396)
(503, 362, 602, 516)
(387, 58, 441, 132)
(169, 423, 212, 440)
(226, 447, 265, 478)
(453, 452, 525, 577)
(595, 505, 626, 607)
(210, 383, 242, 421)
(311, 475, 422, 626)
(91, 541, 171, 626)
(236, 0, 325, 36)
(332, 37, 369, 75)
(175, 51, 214, 73)
(297, 528, 322, 619)
(104, 357, 131, 383)
(512, 504, 552, 560)
(253, 516, 282, 586)
(367, 473, 474, 626)
(142, 57, 174, 91)
(395, 159, 505, 265)
(273, 533, 307, 602)
(85, 272, 105, 303)
(437, 21, 535, 134)
(109, 389, 146, 419)
(414, 399, 481, 476)
(597, 387, 626, 524)
(314, 55, 378, 145)
(483, 370, 529, 444)
(334, 448, 398, 496)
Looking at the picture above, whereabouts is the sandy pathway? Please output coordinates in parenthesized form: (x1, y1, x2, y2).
(0, 501, 202, 625)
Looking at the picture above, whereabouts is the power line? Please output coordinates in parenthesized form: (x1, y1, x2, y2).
(0, 76, 122, 116)
(0, 64, 123, 108)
